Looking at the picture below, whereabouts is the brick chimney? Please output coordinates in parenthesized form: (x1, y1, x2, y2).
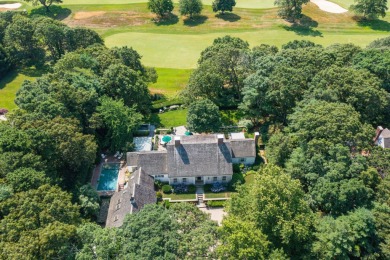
(174, 136, 181, 147)
(254, 132, 260, 144)
(374, 126, 384, 143)
(217, 134, 224, 144)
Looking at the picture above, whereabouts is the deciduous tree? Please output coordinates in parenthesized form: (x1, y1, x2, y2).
(274, 0, 309, 22)
(24, 0, 63, 13)
(179, 0, 203, 18)
(0, 185, 81, 259)
(313, 208, 377, 259)
(225, 165, 316, 257)
(212, 0, 236, 14)
(148, 0, 174, 18)
(351, 0, 388, 19)
(187, 99, 221, 133)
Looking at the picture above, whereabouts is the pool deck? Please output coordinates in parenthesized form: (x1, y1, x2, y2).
(91, 156, 127, 196)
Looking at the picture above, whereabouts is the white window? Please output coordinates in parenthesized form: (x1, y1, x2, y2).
(222, 176, 227, 181)
(183, 178, 187, 183)
(213, 177, 218, 181)
(173, 178, 178, 183)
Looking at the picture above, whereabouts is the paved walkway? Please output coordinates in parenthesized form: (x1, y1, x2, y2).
(174, 126, 188, 136)
(200, 208, 227, 226)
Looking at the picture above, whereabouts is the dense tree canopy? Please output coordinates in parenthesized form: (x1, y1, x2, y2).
(76, 204, 218, 259)
(351, 0, 388, 19)
(148, 0, 174, 18)
(224, 165, 316, 257)
(0, 185, 81, 259)
(212, 0, 236, 14)
(179, 0, 203, 18)
(274, 0, 309, 22)
(182, 36, 250, 106)
(24, 0, 63, 12)
(186, 99, 221, 133)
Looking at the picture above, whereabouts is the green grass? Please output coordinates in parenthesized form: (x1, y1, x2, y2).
(150, 68, 192, 98)
(59, 0, 276, 8)
(162, 192, 196, 200)
(204, 191, 234, 199)
(331, 0, 390, 9)
(99, 3, 390, 68)
(153, 109, 188, 128)
(244, 173, 256, 184)
(0, 70, 39, 110)
(105, 30, 389, 68)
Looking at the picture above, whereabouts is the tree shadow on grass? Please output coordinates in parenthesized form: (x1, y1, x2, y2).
(281, 15, 322, 37)
(29, 5, 72, 20)
(183, 15, 208, 27)
(154, 13, 179, 26)
(353, 16, 390, 32)
(0, 70, 18, 90)
(148, 113, 162, 128)
(215, 12, 241, 22)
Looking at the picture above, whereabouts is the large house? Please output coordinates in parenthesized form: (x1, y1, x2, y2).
(127, 132, 259, 185)
(374, 126, 390, 148)
(106, 168, 156, 228)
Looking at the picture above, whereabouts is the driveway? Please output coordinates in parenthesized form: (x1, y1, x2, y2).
(200, 207, 227, 226)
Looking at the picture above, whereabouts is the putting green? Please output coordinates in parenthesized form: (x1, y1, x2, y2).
(331, 0, 390, 10)
(60, 0, 276, 9)
(105, 31, 389, 69)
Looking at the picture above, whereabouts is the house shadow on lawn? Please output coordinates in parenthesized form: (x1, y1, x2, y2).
(282, 15, 322, 37)
(215, 12, 241, 22)
(353, 16, 390, 32)
(183, 15, 208, 27)
(154, 13, 179, 26)
(29, 6, 71, 20)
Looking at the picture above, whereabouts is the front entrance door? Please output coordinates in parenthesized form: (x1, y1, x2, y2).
(196, 176, 203, 184)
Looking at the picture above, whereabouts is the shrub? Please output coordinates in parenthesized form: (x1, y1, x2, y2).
(162, 185, 172, 194)
(156, 192, 163, 201)
(163, 199, 170, 208)
(204, 184, 212, 192)
(233, 164, 241, 173)
(154, 180, 167, 190)
(173, 183, 188, 194)
(207, 200, 225, 208)
(227, 172, 245, 191)
(211, 182, 226, 193)
(188, 184, 196, 193)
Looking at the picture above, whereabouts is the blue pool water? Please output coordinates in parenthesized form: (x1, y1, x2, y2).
(97, 163, 120, 191)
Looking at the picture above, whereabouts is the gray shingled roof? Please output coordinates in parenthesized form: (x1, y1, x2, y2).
(127, 151, 168, 175)
(105, 168, 156, 228)
(382, 128, 390, 138)
(166, 135, 233, 177)
(230, 139, 256, 158)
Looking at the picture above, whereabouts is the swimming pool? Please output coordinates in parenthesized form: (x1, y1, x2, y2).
(97, 163, 120, 191)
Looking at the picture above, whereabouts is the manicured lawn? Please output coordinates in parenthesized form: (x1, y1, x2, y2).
(60, 0, 276, 8)
(244, 173, 256, 184)
(150, 68, 192, 98)
(104, 30, 389, 68)
(163, 192, 196, 200)
(99, 3, 390, 68)
(155, 109, 188, 128)
(0, 70, 40, 110)
(331, 0, 390, 9)
(205, 191, 234, 199)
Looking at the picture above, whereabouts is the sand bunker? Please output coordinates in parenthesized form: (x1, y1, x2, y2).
(311, 0, 348, 13)
(0, 3, 22, 9)
(74, 11, 106, 20)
